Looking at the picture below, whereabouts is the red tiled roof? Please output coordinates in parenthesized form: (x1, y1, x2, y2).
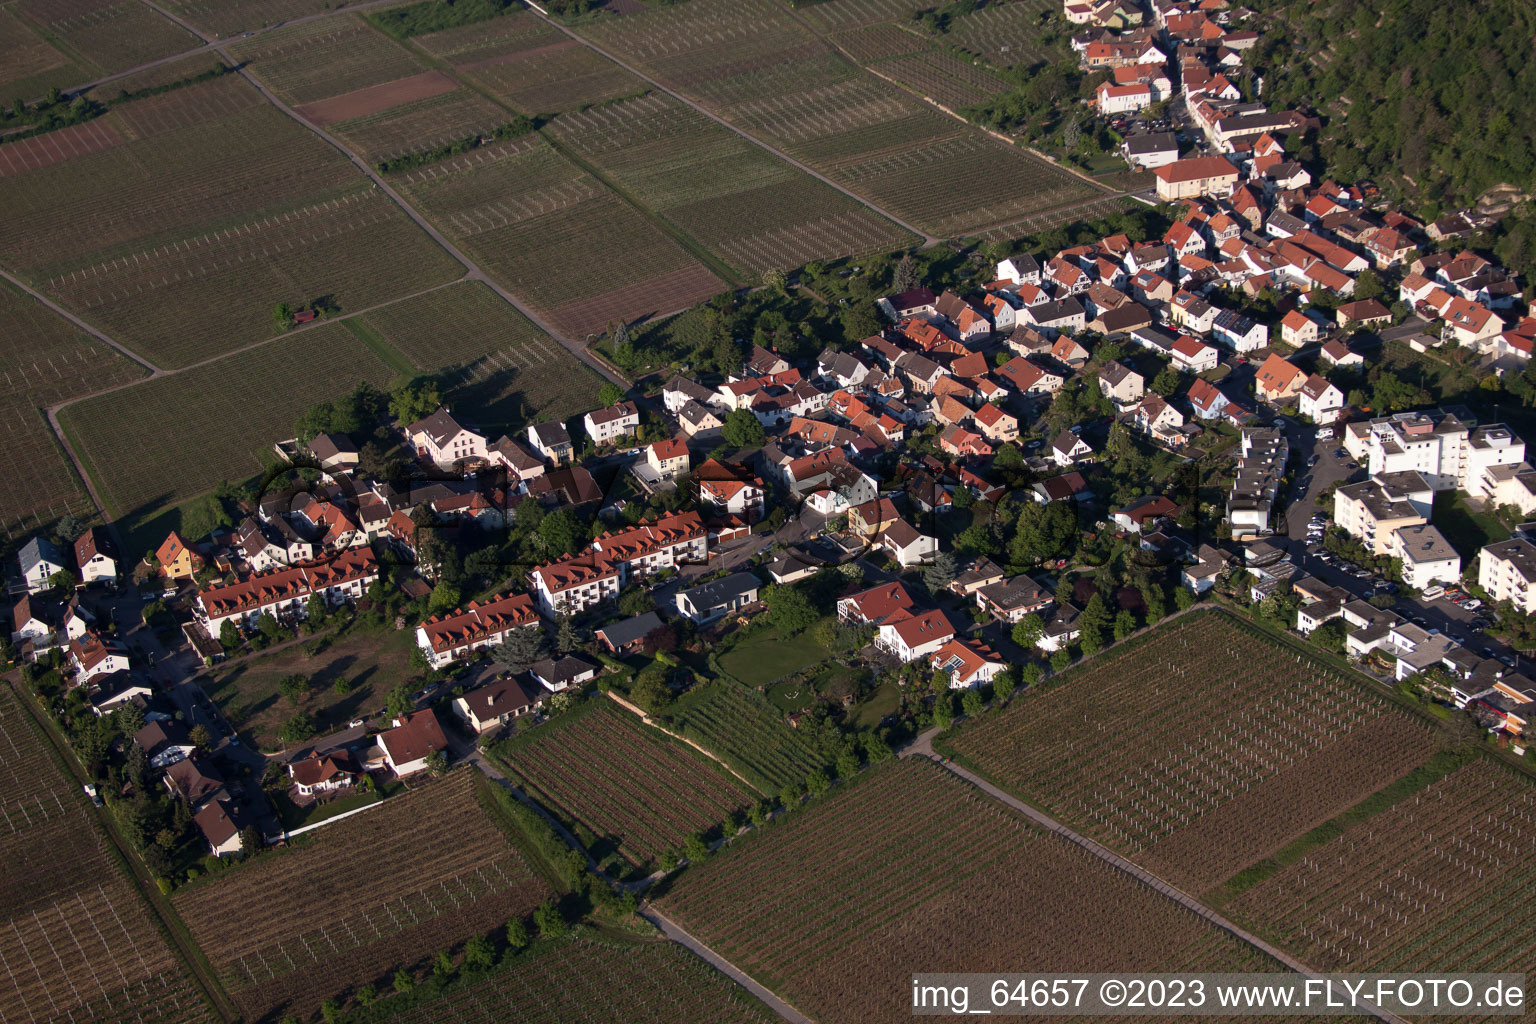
(197, 548, 378, 619)
(380, 710, 447, 767)
(419, 592, 538, 654)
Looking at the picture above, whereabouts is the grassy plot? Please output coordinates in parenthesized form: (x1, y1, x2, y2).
(716, 626, 831, 687)
(58, 323, 399, 520)
(1432, 488, 1511, 557)
(201, 623, 421, 752)
(657, 679, 828, 794)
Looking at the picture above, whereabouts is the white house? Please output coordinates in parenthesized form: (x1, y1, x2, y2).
(930, 638, 1007, 689)
(1297, 374, 1344, 424)
(874, 608, 956, 661)
(18, 537, 65, 593)
(73, 529, 117, 585)
(406, 408, 486, 469)
(1051, 430, 1093, 466)
(876, 520, 939, 568)
(378, 710, 448, 776)
(583, 402, 640, 445)
(70, 633, 130, 683)
(675, 571, 760, 624)
(415, 592, 540, 670)
(288, 753, 358, 797)
(454, 677, 543, 733)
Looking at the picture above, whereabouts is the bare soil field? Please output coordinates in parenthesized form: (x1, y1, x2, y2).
(295, 69, 458, 126)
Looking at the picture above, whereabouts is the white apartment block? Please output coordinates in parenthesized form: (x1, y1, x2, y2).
(1345, 411, 1525, 495)
(1390, 524, 1461, 590)
(1479, 536, 1536, 614)
(1332, 472, 1431, 557)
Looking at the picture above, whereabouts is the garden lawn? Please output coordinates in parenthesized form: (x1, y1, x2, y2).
(717, 627, 831, 687)
(1432, 490, 1510, 559)
(202, 624, 419, 752)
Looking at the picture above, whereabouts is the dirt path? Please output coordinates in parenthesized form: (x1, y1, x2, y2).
(642, 904, 817, 1024)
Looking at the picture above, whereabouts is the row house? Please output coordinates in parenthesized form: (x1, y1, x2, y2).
(414, 591, 539, 670)
(195, 547, 380, 634)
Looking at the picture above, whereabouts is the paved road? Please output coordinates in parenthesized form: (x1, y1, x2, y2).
(139, 0, 625, 388)
(517, 0, 940, 247)
(642, 905, 817, 1024)
(902, 735, 1410, 1024)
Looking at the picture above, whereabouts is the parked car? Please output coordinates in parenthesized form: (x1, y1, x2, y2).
(1422, 585, 1446, 600)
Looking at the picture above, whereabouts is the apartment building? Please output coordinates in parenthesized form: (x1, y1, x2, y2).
(1479, 536, 1536, 614)
(1332, 472, 1432, 556)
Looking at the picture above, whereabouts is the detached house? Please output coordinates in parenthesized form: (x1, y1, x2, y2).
(1254, 353, 1306, 402)
(875, 608, 956, 662)
(1297, 374, 1344, 424)
(379, 710, 448, 776)
(74, 529, 117, 585)
(1051, 430, 1093, 467)
(645, 438, 689, 482)
(973, 402, 1019, 443)
(454, 676, 544, 734)
(583, 401, 640, 445)
(693, 459, 766, 520)
(1278, 309, 1324, 346)
(19, 537, 65, 593)
(406, 408, 487, 469)
(527, 421, 574, 464)
(930, 638, 1007, 689)
(1097, 360, 1145, 406)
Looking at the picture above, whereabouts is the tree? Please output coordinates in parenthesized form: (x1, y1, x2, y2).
(1113, 608, 1137, 641)
(617, 586, 654, 617)
(219, 620, 240, 651)
(506, 918, 531, 951)
(1012, 613, 1044, 649)
(388, 377, 441, 426)
(427, 581, 461, 616)
(424, 750, 447, 776)
(1352, 269, 1385, 302)
(762, 584, 818, 635)
(630, 660, 673, 714)
(933, 694, 955, 730)
(393, 969, 414, 994)
(922, 550, 957, 591)
(1174, 585, 1197, 611)
(961, 688, 984, 717)
(683, 831, 711, 861)
(1141, 582, 1166, 622)
(321, 999, 341, 1024)
(840, 302, 880, 343)
(239, 825, 262, 857)
(534, 900, 566, 938)
(273, 302, 293, 329)
(1151, 365, 1181, 396)
(385, 683, 415, 718)
(609, 319, 636, 368)
(863, 732, 893, 763)
(463, 935, 494, 971)
(835, 746, 861, 779)
(278, 714, 313, 746)
(189, 724, 213, 751)
(257, 613, 283, 644)
(1050, 648, 1071, 673)
(892, 252, 921, 293)
(278, 674, 308, 707)
(555, 614, 580, 654)
(433, 950, 456, 979)
(1020, 662, 1043, 687)
(1010, 500, 1077, 566)
(992, 669, 1017, 703)
(597, 383, 625, 407)
(722, 408, 765, 448)
(493, 625, 549, 674)
(805, 769, 830, 797)
(356, 983, 377, 1007)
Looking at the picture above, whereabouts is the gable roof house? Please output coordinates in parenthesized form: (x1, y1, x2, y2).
(663, 375, 716, 415)
(938, 424, 993, 459)
(1278, 308, 1325, 346)
(975, 575, 1051, 622)
(1025, 297, 1088, 336)
(837, 582, 918, 625)
(19, 537, 65, 593)
(1186, 376, 1230, 420)
(134, 721, 196, 771)
(70, 631, 130, 683)
(164, 755, 226, 809)
(693, 458, 766, 520)
(876, 519, 939, 568)
(1097, 360, 1145, 406)
(645, 438, 690, 482)
(379, 710, 448, 776)
(995, 356, 1064, 395)
(930, 637, 1008, 689)
(407, 408, 487, 469)
(288, 752, 359, 797)
(972, 402, 1019, 443)
(1297, 374, 1345, 424)
(1254, 352, 1307, 402)
(583, 401, 641, 445)
(1169, 334, 1219, 373)
(1153, 155, 1239, 201)
(454, 677, 544, 734)
(529, 654, 600, 692)
(74, 528, 117, 585)
(1113, 495, 1180, 533)
(527, 420, 574, 464)
(678, 400, 724, 437)
(874, 608, 956, 662)
(1052, 429, 1094, 466)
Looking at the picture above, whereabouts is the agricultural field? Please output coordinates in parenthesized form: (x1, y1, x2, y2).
(0, 72, 462, 369)
(551, 92, 914, 275)
(384, 933, 779, 1024)
(156, 0, 340, 39)
(941, 611, 1443, 892)
(578, 0, 1097, 237)
(201, 625, 418, 752)
(0, 283, 147, 540)
(1232, 759, 1536, 975)
(397, 133, 725, 335)
(497, 698, 754, 871)
(464, 39, 644, 116)
(871, 50, 1011, 110)
(329, 87, 511, 165)
(659, 758, 1290, 1024)
(356, 282, 603, 436)
(798, 0, 929, 32)
(173, 771, 553, 1023)
(58, 323, 400, 523)
(832, 22, 928, 62)
(657, 679, 828, 795)
(0, 689, 216, 1024)
(0, 7, 90, 101)
(934, 0, 1064, 69)
(229, 15, 429, 108)
(411, 9, 565, 68)
(14, 0, 198, 79)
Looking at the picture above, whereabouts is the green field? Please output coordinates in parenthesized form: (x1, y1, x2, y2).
(202, 623, 420, 752)
(0, 283, 147, 538)
(717, 627, 831, 687)
(357, 281, 604, 436)
(658, 679, 828, 793)
(58, 323, 399, 521)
